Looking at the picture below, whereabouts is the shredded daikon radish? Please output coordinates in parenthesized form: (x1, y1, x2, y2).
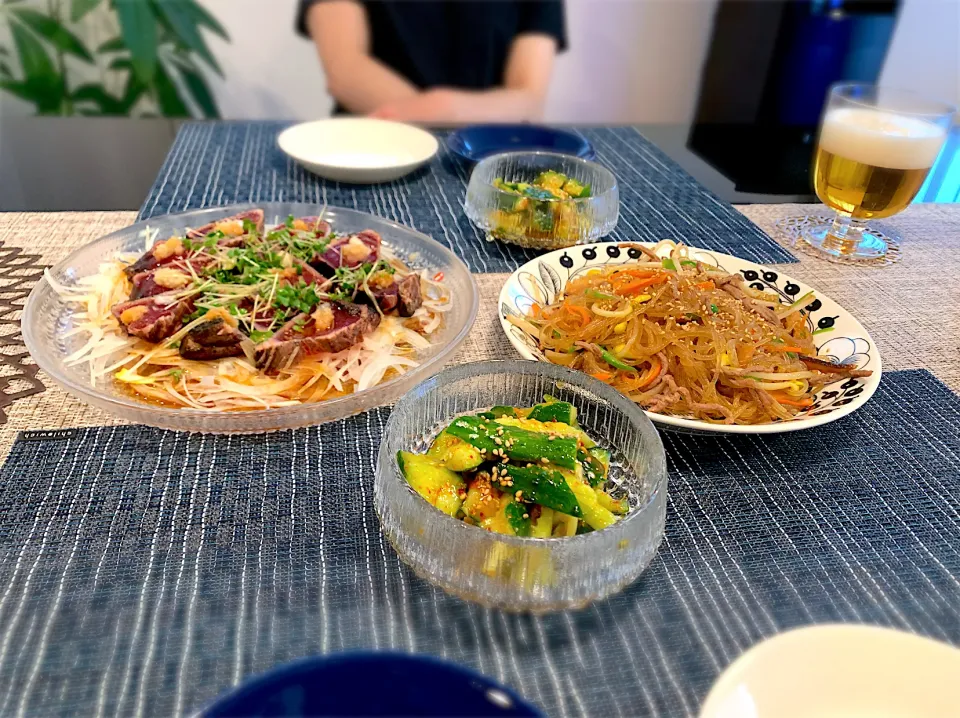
(47, 235, 450, 411)
(140, 225, 159, 251)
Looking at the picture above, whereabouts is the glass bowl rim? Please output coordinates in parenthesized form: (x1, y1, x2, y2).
(469, 150, 619, 204)
(22, 204, 480, 423)
(378, 358, 667, 547)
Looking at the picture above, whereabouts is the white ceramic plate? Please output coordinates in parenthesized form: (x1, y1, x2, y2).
(698, 624, 960, 718)
(498, 241, 882, 434)
(278, 118, 439, 183)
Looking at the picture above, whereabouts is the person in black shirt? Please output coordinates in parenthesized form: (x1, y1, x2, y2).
(297, 0, 566, 122)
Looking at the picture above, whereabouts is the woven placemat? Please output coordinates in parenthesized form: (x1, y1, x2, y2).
(741, 202, 960, 394)
(0, 242, 47, 421)
(0, 369, 956, 717)
(0, 204, 957, 455)
(138, 122, 795, 273)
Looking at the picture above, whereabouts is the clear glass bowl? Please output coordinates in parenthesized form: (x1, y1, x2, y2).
(374, 360, 667, 612)
(22, 203, 479, 434)
(463, 151, 619, 250)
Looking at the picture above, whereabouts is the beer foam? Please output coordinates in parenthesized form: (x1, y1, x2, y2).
(819, 108, 947, 169)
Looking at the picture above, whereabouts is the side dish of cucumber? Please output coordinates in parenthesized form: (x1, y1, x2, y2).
(397, 398, 629, 537)
(490, 170, 591, 241)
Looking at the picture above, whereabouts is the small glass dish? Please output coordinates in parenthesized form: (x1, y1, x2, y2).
(22, 203, 479, 434)
(374, 360, 666, 612)
(463, 151, 619, 251)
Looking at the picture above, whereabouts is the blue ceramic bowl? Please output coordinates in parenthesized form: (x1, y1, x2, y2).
(447, 124, 595, 162)
(202, 652, 542, 717)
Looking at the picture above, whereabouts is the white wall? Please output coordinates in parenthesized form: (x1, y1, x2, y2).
(201, 0, 332, 120)
(545, 0, 718, 124)
(879, 0, 960, 109)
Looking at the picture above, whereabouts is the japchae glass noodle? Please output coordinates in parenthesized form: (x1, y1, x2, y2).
(508, 241, 871, 425)
(49, 210, 452, 411)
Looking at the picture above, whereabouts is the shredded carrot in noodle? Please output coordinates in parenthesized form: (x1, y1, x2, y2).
(513, 241, 865, 425)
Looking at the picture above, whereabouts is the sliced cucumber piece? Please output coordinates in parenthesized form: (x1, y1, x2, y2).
(427, 431, 484, 471)
(397, 451, 465, 517)
(491, 464, 582, 517)
(445, 415, 579, 469)
(528, 400, 577, 425)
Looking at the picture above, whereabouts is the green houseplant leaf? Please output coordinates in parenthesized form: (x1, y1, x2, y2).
(0, 79, 43, 104)
(72, 83, 125, 114)
(9, 19, 62, 113)
(70, 0, 102, 23)
(149, 0, 221, 75)
(153, 61, 188, 116)
(11, 8, 94, 62)
(114, 0, 157, 84)
(165, 51, 219, 118)
(182, 0, 228, 40)
(120, 72, 146, 112)
(97, 36, 126, 53)
(105, 56, 147, 113)
(180, 64, 216, 117)
(1, 0, 227, 118)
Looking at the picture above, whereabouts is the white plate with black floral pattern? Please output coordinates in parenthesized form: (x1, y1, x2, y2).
(498, 241, 882, 434)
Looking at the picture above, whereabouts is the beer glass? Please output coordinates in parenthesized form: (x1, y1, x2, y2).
(803, 83, 954, 260)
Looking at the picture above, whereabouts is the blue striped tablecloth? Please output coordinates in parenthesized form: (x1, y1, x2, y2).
(139, 122, 797, 273)
(0, 369, 956, 717)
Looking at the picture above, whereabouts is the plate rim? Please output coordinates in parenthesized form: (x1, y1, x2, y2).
(446, 123, 596, 162)
(497, 241, 883, 435)
(277, 118, 439, 173)
(24, 202, 478, 427)
(698, 623, 960, 718)
(203, 650, 541, 717)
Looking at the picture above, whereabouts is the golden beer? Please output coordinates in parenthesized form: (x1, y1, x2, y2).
(813, 108, 946, 220)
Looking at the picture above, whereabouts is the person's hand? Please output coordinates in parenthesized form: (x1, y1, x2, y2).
(370, 85, 546, 124)
(369, 88, 463, 124)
